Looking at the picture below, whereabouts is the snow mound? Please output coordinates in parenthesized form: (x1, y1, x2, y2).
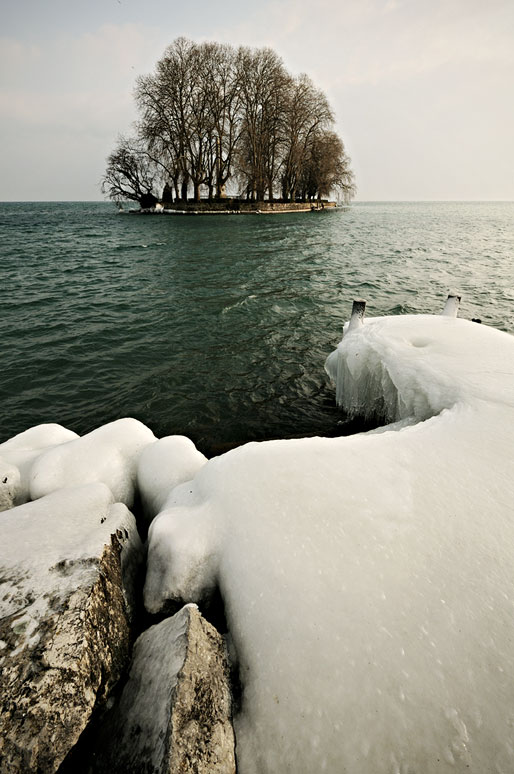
(137, 435, 207, 524)
(145, 314, 514, 773)
(0, 423, 79, 505)
(29, 418, 156, 507)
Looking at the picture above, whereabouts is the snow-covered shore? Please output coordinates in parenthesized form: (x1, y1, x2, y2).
(1, 309, 514, 772)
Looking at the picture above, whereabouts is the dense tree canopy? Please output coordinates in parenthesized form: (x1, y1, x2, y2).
(102, 38, 355, 206)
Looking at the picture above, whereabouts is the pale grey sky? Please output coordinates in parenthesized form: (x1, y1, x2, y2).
(1, 0, 513, 200)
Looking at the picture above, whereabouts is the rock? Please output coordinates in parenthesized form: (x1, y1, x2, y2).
(95, 604, 236, 774)
(0, 483, 143, 773)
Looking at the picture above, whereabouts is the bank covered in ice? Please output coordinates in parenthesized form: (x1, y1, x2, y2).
(146, 308, 514, 773)
(2, 305, 514, 773)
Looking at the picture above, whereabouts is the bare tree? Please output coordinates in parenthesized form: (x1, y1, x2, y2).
(299, 130, 356, 203)
(200, 42, 243, 199)
(135, 38, 196, 201)
(281, 75, 333, 201)
(101, 136, 159, 208)
(236, 46, 289, 201)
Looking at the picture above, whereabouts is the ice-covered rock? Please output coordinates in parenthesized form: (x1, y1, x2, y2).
(0, 423, 79, 505)
(29, 418, 156, 507)
(0, 483, 144, 773)
(95, 604, 235, 774)
(137, 435, 207, 523)
(145, 495, 220, 614)
(324, 314, 512, 419)
(144, 314, 514, 773)
(0, 457, 21, 512)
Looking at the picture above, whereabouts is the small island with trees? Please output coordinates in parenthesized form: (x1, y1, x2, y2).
(102, 38, 355, 213)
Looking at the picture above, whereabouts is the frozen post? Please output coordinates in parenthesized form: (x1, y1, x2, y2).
(347, 299, 366, 334)
(442, 294, 461, 317)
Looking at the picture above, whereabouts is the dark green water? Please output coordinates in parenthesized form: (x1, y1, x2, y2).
(1, 201, 513, 455)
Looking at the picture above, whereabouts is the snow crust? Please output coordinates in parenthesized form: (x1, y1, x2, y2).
(136, 436, 207, 523)
(29, 418, 155, 507)
(144, 314, 514, 774)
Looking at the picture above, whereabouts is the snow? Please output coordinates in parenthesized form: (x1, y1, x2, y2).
(324, 314, 513, 419)
(144, 313, 514, 773)
(0, 483, 141, 657)
(137, 435, 207, 524)
(0, 423, 78, 505)
(0, 458, 20, 512)
(29, 418, 156, 507)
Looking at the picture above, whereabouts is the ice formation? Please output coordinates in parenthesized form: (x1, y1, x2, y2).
(144, 313, 514, 774)
(29, 418, 155, 507)
(0, 423, 78, 505)
(136, 435, 207, 523)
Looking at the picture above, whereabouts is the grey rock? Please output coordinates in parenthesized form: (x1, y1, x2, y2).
(0, 484, 143, 773)
(96, 604, 236, 774)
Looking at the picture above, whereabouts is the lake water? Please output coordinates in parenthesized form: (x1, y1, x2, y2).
(1, 201, 513, 455)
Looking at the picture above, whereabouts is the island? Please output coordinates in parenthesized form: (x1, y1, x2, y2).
(101, 38, 355, 211)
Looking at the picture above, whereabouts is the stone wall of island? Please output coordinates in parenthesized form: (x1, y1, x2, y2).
(134, 199, 338, 214)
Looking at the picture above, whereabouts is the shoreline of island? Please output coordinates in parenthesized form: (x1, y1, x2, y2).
(124, 200, 339, 215)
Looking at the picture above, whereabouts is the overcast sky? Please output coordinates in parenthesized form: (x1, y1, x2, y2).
(1, 0, 513, 201)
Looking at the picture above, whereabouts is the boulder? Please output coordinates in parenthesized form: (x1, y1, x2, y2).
(0, 484, 143, 773)
(95, 604, 236, 774)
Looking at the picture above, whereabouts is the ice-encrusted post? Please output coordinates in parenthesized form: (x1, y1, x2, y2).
(442, 294, 461, 317)
(334, 299, 366, 407)
(347, 299, 366, 334)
